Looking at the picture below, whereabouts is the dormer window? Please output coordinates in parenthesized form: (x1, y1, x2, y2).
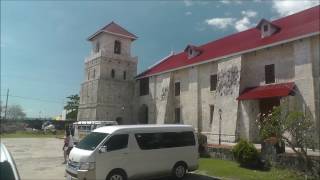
(256, 19, 280, 38)
(263, 25, 268, 32)
(184, 45, 202, 59)
(114, 40, 121, 54)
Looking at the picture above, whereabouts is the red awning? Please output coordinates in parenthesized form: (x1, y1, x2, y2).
(237, 82, 295, 100)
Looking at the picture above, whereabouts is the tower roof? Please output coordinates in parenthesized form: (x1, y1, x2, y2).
(88, 21, 138, 41)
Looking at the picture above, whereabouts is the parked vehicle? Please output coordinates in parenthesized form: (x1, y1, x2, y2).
(0, 143, 20, 180)
(72, 121, 118, 144)
(66, 125, 198, 180)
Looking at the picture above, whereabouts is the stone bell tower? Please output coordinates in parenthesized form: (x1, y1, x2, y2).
(77, 22, 138, 124)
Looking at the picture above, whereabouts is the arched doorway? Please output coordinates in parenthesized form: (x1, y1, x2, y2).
(116, 117, 123, 125)
(138, 104, 148, 124)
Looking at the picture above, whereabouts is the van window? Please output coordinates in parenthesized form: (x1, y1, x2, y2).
(177, 132, 196, 146)
(105, 134, 129, 151)
(135, 131, 195, 150)
(77, 132, 108, 150)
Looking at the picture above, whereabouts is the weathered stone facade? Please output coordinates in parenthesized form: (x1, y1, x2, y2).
(135, 35, 319, 144)
(78, 20, 319, 145)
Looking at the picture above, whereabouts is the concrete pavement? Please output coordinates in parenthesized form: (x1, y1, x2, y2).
(1, 138, 219, 180)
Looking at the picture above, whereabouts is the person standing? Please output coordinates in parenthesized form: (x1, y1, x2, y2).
(62, 129, 70, 164)
(66, 132, 74, 157)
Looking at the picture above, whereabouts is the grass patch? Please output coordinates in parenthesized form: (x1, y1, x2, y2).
(0, 130, 65, 138)
(196, 158, 304, 180)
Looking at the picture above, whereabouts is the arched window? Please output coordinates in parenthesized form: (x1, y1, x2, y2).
(111, 69, 115, 79)
(123, 71, 126, 80)
(114, 40, 121, 54)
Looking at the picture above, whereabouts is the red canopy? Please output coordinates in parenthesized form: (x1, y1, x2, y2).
(237, 82, 295, 100)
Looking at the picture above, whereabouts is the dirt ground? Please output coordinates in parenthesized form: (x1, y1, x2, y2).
(2, 138, 66, 180)
(1, 138, 218, 180)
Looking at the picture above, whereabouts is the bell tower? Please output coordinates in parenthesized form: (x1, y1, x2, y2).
(77, 22, 138, 124)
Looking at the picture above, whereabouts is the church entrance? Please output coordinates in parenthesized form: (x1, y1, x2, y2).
(259, 97, 280, 117)
(138, 104, 148, 124)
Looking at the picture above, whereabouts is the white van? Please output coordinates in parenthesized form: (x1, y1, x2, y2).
(66, 125, 198, 180)
(72, 121, 118, 143)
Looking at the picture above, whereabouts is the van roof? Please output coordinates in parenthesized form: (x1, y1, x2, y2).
(73, 121, 117, 125)
(93, 124, 194, 134)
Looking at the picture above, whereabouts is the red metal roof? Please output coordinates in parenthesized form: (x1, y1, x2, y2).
(138, 6, 319, 78)
(88, 21, 137, 41)
(237, 82, 295, 100)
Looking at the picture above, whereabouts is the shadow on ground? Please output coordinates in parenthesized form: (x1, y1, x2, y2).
(153, 173, 220, 180)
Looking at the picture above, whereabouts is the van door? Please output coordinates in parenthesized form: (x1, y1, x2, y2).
(130, 133, 168, 178)
(95, 134, 129, 180)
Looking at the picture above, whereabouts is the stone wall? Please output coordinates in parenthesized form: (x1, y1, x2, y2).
(208, 56, 241, 143)
(133, 35, 319, 145)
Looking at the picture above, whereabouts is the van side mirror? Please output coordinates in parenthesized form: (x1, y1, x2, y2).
(99, 146, 107, 153)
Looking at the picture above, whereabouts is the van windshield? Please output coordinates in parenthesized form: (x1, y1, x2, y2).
(76, 132, 108, 150)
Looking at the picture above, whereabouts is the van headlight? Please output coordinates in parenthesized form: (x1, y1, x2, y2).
(79, 162, 95, 170)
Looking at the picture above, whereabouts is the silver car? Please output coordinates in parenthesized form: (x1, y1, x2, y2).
(0, 143, 20, 180)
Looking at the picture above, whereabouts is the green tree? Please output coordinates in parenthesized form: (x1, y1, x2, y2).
(6, 104, 26, 120)
(257, 105, 318, 176)
(64, 94, 80, 120)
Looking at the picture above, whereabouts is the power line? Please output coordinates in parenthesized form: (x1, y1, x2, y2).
(0, 94, 65, 104)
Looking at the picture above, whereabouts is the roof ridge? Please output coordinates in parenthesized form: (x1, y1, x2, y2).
(88, 21, 137, 40)
(138, 5, 319, 78)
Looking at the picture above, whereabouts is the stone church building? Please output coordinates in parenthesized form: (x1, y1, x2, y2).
(78, 6, 319, 144)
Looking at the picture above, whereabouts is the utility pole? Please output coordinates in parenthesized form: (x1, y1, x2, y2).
(4, 89, 9, 120)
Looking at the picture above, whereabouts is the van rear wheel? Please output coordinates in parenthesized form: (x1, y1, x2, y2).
(172, 163, 187, 179)
(106, 170, 126, 180)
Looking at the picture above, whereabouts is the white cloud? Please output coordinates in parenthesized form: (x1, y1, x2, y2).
(235, 17, 251, 31)
(184, 0, 193, 7)
(185, 11, 192, 16)
(183, 0, 210, 7)
(272, 0, 319, 17)
(221, 0, 243, 4)
(205, 9, 258, 32)
(205, 18, 236, 29)
(241, 10, 257, 18)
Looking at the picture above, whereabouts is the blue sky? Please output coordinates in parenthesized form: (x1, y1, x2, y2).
(1, 0, 319, 118)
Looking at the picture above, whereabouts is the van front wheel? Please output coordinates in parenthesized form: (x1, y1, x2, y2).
(106, 170, 127, 180)
(172, 163, 187, 179)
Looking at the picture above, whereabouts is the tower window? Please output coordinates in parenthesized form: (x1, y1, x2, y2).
(93, 69, 96, 79)
(114, 40, 121, 54)
(123, 71, 127, 80)
(111, 69, 115, 79)
(95, 42, 100, 53)
(265, 64, 275, 84)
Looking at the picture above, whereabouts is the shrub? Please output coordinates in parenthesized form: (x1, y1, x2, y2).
(232, 139, 259, 168)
